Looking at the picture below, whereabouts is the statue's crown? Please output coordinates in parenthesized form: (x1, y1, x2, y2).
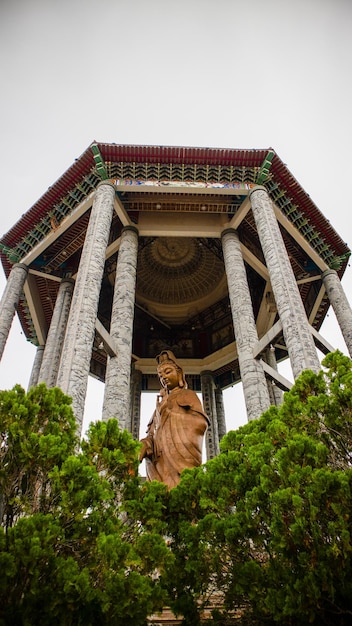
(156, 350, 178, 366)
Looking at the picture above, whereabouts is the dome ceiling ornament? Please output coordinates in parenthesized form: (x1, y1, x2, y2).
(137, 236, 225, 306)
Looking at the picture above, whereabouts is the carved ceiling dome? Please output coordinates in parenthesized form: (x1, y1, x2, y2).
(137, 237, 225, 305)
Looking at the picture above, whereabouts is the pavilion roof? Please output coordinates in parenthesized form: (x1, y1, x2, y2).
(1, 142, 350, 279)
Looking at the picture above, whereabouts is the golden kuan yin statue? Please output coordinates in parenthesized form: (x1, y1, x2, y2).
(139, 350, 209, 489)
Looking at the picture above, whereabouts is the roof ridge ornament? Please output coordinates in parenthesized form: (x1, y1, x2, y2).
(256, 149, 275, 185)
(91, 143, 108, 180)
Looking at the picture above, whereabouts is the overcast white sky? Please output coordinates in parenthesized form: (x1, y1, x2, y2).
(1, 0, 352, 443)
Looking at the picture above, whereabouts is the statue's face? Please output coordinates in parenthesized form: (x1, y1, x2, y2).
(158, 363, 179, 390)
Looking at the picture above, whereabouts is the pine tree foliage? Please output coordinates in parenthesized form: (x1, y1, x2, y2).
(0, 384, 171, 626)
(166, 351, 352, 625)
(1, 353, 352, 625)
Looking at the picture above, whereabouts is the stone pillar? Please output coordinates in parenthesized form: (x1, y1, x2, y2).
(322, 269, 352, 357)
(0, 263, 28, 360)
(102, 226, 139, 429)
(263, 346, 283, 406)
(215, 385, 227, 440)
(130, 365, 142, 440)
(56, 182, 116, 432)
(250, 186, 321, 378)
(201, 370, 220, 459)
(221, 228, 270, 420)
(28, 345, 45, 389)
(38, 278, 74, 387)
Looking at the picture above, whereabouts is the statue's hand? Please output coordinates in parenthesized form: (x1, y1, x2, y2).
(139, 440, 147, 462)
(156, 388, 166, 406)
(139, 437, 153, 461)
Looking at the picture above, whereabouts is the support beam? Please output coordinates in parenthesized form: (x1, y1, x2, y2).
(253, 319, 283, 358)
(260, 360, 293, 391)
(256, 283, 277, 339)
(95, 318, 118, 357)
(308, 284, 326, 324)
(28, 269, 62, 282)
(23, 274, 48, 346)
(228, 196, 251, 230)
(105, 236, 121, 260)
(309, 324, 335, 355)
(297, 275, 322, 286)
(240, 243, 269, 281)
(114, 194, 132, 227)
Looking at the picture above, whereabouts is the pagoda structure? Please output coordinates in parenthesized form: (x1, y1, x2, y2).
(1, 143, 351, 458)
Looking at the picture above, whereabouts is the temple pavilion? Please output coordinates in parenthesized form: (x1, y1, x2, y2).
(1, 142, 351, 458)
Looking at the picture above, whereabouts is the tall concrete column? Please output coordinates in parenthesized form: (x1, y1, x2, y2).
(56, 182, 116, 432)
(263, 346, 283, 406)
(201, 370, 220, 459)
(130, 366, 142, 440)
(215, 385, 227, 441)
(221, 228, 270, 420)
(249, 186, 321, 378)
(28, 345, 45, 389)
(38, 278, 74, 387)
(322, 269, 352, 357)
(102, 226, 139, 429)
(0, 263, 28, 360)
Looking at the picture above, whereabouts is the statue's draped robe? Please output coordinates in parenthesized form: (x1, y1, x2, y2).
(142, 388, 209, 489)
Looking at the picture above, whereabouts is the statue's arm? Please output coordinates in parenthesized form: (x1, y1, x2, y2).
(139, 412, 156, 461)
(177, 389, 210, 424)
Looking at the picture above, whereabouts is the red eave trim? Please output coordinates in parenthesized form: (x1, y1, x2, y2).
(1, 142, 349, 262)
(271, 155, 349, 256)
(98, 143, 268, 168)
(1, 146, 95, 248)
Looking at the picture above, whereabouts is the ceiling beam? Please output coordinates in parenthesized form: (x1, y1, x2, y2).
(297, 275, 322, 285)
(137, 212, 226, 237)
(134, 342, 238, 375)
(28, 269, 62, 282)
(114, 181, 251, 196)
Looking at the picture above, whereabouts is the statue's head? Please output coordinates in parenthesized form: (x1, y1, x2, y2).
(156, 350, 187, 390)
